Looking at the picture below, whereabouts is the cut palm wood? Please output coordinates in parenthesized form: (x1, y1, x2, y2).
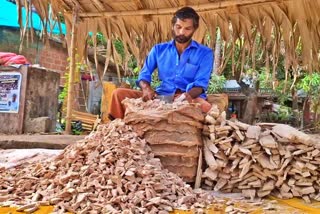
(202, 105, 320, 202)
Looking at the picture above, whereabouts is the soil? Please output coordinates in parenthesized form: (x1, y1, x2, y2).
(0, 134, 84, 149)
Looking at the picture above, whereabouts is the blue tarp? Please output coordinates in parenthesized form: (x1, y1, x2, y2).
(0, 0, 66, 34)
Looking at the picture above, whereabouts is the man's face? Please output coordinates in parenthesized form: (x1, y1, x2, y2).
(172, 18, 196, 44)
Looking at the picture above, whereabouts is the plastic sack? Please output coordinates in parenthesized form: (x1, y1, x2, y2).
(0, 52, 17, 65)
(4, 54, 30, 66)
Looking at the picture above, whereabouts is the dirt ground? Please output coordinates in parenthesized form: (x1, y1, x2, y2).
(0, 134, 84, 149)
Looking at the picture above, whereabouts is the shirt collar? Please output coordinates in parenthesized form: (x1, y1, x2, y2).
(169, 39, 199, 49)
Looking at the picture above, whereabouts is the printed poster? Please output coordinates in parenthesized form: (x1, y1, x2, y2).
(0, 72, 22, 113)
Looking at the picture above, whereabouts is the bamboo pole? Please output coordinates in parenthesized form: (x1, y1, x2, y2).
(65, 8, 78, 134)
(78, 0, 291, 18)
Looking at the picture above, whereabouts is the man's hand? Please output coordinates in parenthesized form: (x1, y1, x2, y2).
(174, 87, 203, 103)
(175, 92, 193, 103)
(140, 80, 155, 101)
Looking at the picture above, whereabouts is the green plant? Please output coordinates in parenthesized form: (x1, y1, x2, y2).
(58, 72, 69, 101)
(257, 67, 273, 89)
(207, 74, 227, 94)
(298, 72, 320, 127)
(125, 67, 161, 90)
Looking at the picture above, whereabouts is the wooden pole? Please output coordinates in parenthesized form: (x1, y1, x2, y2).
(65, 9, 78, 134)
(77, 0, 291, 18)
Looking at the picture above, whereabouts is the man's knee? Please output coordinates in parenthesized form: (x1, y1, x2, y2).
(112, 88, 130, 100)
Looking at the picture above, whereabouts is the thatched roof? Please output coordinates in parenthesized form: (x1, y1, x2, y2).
(26, 0, 320, 79)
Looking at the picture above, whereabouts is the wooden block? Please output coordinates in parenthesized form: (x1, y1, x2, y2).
(216, 130, 230, 138)
(239, 160, 252, 179)
(278, 144, 287, 156)
(259, 135, 278, 148)
(272, 124, 314, 145)
(239, 147, 252, 156)
(226, 120, 239, 130)
(242, 189, 256, 200)
(238, 185, 251, 190)
(204, 179, 214, 187)
(238, 175, 257, 186)
(246, 126, 261, 139)
(264, 148, 272, 155)
(255, 153, 278, 170)
(216, 159, 227, 168)
(234, 120, 250, 130)
(280, 183, 290, 193)
(209, 133, 216, 141)
(311, 149, 320, 157)
(194, 148, 203, 189)
(292, 149, 309, 156)
(239, 156, 250, 167)
(271, 149, 279, 155)
(208, 124, 216, 133)
(236, 130, 245, 141)
(251, 145, 261, 153)
(204, 137, 219, 154)
(230, 158, 241, 171)
(257, 189, 271, 197)
(302, 195, 311, 203)
(294, 161, 305, 170)
(219, 142, 232, 150)
(301, 171, 311, 178)
(205, 115, 216, 124)
(249, 180, 262, 188)
(288, 178, 295, 186)
(291, 188, 301, 197)
(295, 180, 313, 186)
(203, 139, 219, 170)
(230, 143, 239, 157)
(218, 171, 231, 180)
(241, 139, 257, 147)
(214, 151, 227, 161)
(262, 180, 275, 191)
(214, 178, 227, 191)
(300, 186, 316, 195)
(280, 192, 293, 199)
(202, 168, 218, 181)
(216, 126, 232, 132)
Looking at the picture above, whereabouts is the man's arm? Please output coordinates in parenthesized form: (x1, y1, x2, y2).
(186, 51, 214, 97)
(136, 46, 158, 101)
(139, 80, 155, 101)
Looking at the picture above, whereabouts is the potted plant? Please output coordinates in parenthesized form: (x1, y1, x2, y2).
(206, 74, 228, 111)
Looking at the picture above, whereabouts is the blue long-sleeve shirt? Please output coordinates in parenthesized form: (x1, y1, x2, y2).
(137, 40, 214, 98)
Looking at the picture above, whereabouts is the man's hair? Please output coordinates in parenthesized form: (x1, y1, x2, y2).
(171, 7, 200, 29)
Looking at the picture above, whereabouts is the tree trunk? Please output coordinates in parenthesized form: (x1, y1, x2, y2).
(302, 97, 310, 128)
(242, 89, 258, 124)
(291, 88, 299, 127)
(213, 30, 221, 74)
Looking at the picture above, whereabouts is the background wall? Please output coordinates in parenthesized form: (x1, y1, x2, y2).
(0, 27, 68, 86)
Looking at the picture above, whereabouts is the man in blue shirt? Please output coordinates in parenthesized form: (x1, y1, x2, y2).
(109, 6, 214, 119)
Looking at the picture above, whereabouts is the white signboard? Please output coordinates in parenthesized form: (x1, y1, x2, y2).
(0, 72, 22, 113)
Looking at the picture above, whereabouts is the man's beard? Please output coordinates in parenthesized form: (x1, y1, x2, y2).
(173, 32, 193, 44)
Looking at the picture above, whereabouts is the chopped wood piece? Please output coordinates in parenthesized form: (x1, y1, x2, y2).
(272, 124, 314, 145)
(214, 178, 227, 191)
(255, 153, 278, 170)
(205, 138, 219, 154)
(246, 126, 261, 139)
(262, 180, 275, 191)
(226, 120, 239, 130)
(203, 138, 218, 170)
(242, 189, 256, 200)
(259, 135, 278, 148)
(234, 121, 250, 130)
